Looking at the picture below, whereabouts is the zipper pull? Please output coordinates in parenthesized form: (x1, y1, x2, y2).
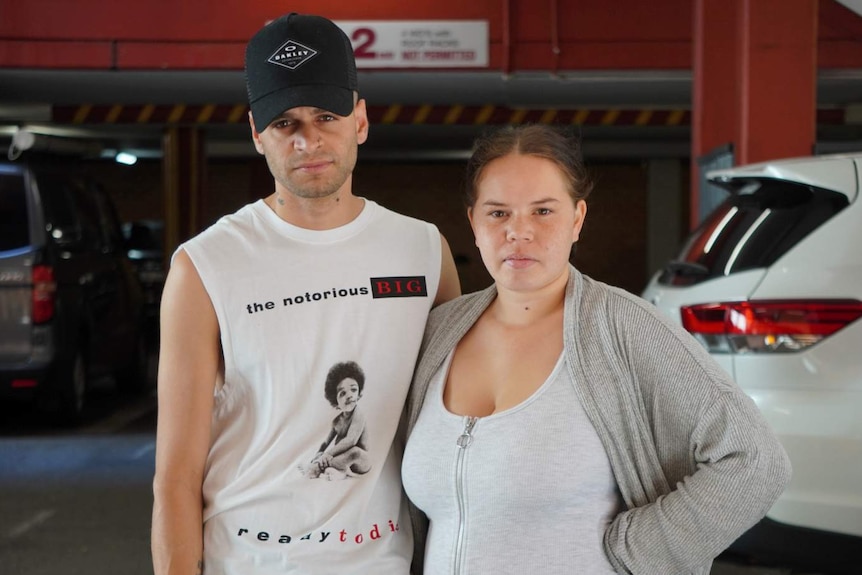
(456, 416, 477, 449)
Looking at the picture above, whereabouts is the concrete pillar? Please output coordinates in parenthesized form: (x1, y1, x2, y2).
(646, 158, 684, 278)
(162, 126, 205, 261)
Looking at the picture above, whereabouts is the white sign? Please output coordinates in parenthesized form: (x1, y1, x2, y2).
(336, 21, 488, 68)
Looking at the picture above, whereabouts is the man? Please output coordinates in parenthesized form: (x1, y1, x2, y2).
(151, 13, 460, 575)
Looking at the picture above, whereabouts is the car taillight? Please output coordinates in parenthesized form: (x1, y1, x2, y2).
(32, 265, 56, 324)
(680, 300, 862, 354)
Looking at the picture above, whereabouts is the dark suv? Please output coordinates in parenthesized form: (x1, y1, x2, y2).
(0, 157, 148, 422)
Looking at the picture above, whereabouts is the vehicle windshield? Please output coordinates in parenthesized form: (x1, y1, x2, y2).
(0, 170, 30, 252)
(659, 178, 850, 286)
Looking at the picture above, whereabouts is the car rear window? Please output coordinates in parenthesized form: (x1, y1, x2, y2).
(37, 172, 102, 250)
(0, 170, 30, 252)
(658, 178, 850, 286)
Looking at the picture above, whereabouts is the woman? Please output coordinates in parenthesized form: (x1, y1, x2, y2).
(401, 125, 791, 575)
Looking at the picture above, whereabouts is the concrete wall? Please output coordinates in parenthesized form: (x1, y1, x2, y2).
(96, 156, 684, 296)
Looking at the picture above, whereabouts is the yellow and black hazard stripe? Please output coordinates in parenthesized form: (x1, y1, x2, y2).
(52, 104, 691, 126)
(368, 105, 691, 126)
(53, 104, 250, 125)
(50, 104, 848, 127)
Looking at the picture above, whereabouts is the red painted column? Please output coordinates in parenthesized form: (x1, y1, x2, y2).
(691, 0, 743, 228)
(738, 0, 817, 165)
(691, 0, 817, 229)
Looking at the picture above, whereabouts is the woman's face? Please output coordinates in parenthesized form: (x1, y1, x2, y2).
(335, 378, 361, 412)
(468, 153, 587, 295)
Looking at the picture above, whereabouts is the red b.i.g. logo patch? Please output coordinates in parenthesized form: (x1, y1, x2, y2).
(370, 276, 428, 299)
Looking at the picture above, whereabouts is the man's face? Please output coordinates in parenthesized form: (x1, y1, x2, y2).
(249, 100, 369, 200)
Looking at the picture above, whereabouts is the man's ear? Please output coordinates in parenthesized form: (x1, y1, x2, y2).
(354, 99, 370, 145)
(248, 111, 265, 155)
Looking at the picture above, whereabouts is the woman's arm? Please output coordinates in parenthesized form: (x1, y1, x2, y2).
(604, 390, 791, 574)
(599, 295, 792, 574)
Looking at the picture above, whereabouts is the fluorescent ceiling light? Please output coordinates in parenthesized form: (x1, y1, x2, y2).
(115, 151, 138, 165)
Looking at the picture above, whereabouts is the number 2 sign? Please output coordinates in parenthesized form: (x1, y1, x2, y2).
(336, 21, 489, 68)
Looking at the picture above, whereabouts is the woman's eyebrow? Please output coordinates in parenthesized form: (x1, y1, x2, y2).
(480, 197, 560, 206)
(531, 197, 560, 204)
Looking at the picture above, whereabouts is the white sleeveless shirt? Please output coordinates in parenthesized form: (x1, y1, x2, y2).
(182, 199, 441, 575)
(402, 351, 622, 575)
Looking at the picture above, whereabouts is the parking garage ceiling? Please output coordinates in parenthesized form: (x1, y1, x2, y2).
(0, 68, 704, 159)
(3, 0, 862, 160)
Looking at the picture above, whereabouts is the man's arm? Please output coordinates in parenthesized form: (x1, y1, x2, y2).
(152, 249, 221, 575)
(434, 233, 461, 307)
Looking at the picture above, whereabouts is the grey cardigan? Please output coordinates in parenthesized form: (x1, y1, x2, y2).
(404, 266, 791, 575)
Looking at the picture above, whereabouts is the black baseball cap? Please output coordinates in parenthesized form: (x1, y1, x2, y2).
(245, 13, 358, 133)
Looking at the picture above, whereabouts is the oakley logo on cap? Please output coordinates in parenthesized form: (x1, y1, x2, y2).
(267, 40, 318, 70)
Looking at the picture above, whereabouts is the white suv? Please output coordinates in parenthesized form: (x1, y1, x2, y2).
(642, 153, 862, 570)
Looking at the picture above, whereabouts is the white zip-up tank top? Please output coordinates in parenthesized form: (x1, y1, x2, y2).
(182, 199, 441, 575)
(402, 350, 621, 575)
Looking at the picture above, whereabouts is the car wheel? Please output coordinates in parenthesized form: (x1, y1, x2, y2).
(57, 349, 87, 425)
